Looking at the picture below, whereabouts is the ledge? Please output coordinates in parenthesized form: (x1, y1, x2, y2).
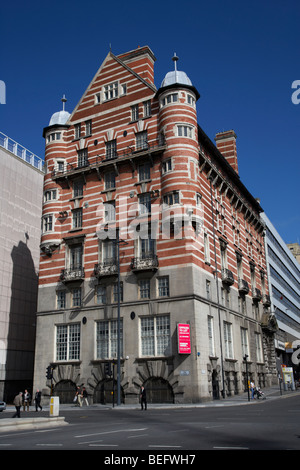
(0, 416, 68, 433)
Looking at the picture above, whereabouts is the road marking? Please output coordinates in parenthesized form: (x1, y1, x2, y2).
(75, 427, 147, 438)
(214, 446, 249, 450)
(36, 443, 63, 447)
(149, 445, 182, 448)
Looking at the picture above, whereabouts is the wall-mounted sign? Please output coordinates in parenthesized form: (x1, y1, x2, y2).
(178, 323, 191, 354)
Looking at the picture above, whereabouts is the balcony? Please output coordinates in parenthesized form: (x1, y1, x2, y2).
(94, 260, 118, 277)
(221, 268, 234, 285)
(263, 294, 271, 306)
(51, 138, 166, 181)
(252, 287, 262, 301)
(60, 267, 85, 282)
(131, 254, 159, 272)
(238, 278, 249, 294)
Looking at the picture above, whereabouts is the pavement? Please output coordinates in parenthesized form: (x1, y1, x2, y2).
(0, 385, 298, 433)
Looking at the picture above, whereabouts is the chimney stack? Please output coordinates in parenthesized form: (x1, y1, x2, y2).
(215, 130, 238, 174)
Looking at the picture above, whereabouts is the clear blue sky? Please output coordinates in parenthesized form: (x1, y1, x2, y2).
(1, 0, 299, 245)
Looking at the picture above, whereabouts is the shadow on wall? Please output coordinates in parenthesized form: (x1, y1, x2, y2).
(3, 239, 38, 403)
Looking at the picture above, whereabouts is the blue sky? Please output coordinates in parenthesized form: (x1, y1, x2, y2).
(1, 0, 299, 245)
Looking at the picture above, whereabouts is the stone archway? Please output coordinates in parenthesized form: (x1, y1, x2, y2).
(93, 378, 125, 404)
(144, 377, 174, 403)
(54, 380, 77, 404)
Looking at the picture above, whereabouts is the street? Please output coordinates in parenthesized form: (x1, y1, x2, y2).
(1, 394, 300, 452)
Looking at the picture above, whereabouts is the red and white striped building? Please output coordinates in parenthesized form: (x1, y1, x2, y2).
(33, 46, 277, 404)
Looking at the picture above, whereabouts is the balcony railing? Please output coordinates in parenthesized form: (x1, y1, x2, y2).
(238, 278, 249, 294)
(0, 131, 44, 171)
(221, 268, 234, 285)
(252, 287, 262, 301)
(131, 254, 159, 272)
(52, 137, 166, 179)
(94, 260, 118, 277)
(60, 267, 85, 282)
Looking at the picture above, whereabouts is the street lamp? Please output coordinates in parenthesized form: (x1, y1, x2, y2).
(244, 354, 250, 401)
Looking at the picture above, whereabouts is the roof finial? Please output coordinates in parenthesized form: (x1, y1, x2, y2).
(61, 94, 67, 111)
(172, 53, 179, 71)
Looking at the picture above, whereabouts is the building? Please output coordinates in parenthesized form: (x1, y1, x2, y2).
(33, 46, 277, 404)
(0, 132, 44, 402)
(261, 213, 300, 374)
(287, 242, 300, 264)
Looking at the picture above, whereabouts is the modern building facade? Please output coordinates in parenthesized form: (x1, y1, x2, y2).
(287, 242, 300, 264)
(33, 46, 277, 404)
(261, 213, 300, 373)
(0, 132, 44, 402)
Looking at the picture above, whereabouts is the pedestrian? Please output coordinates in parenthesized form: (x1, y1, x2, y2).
(34, 389, 42, 411)
(75, 386, 82, 407)
(82, 387, 89, 406)
(250, 380, 255, 399)
(140, 385, 147, 410)
(23, 389, 31, 411)
(12, 392, 23, 418)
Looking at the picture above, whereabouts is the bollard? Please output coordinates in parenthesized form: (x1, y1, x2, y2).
(49, 396, 59, 417)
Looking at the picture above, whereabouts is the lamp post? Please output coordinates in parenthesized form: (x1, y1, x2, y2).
(244, 354, 250, 401)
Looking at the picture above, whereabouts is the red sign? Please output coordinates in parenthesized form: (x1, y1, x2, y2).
(178, 323, 191, 354)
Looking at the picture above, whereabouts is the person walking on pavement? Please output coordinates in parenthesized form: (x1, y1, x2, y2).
(12, 392, 23, 418)
(250, 380, 255, 399)
(23, 389, 31, 411)
(75, 386, 82, 407)
(140, 385, 147, 410)
(34, 389, 42, 411)
(82, 387, 89, 406)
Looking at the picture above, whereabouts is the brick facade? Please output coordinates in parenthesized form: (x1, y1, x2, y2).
(33, 46, 277, 404)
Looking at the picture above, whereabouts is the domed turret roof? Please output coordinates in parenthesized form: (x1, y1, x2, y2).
(157, 54, 200, 100)
(48, 95, 70, 126)
(49, 110, 70, 126)
(161, 54, 193, 87)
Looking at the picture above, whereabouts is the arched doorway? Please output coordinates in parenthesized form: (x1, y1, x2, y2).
(54, 380, 77, 404)
(144, 377, 174, 403)
(94, 379, 124, 404)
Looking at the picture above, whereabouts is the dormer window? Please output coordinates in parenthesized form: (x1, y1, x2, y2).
(95, 81, 127, 105)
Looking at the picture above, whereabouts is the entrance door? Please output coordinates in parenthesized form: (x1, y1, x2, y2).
(54, 380, 77, 404)
(94, 379, 124, 404)
(144, 377, 174, 403)
(212, 370, 219, 399)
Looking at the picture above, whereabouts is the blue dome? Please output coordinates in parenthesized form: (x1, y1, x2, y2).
(161, 70, 193, 87)
(49, 110, 70, 126)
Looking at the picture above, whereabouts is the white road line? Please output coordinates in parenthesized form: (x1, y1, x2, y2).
(36, 443, 63, 447)
(149, 445, 182, 448)
(214, 446, 249, 450)
(75, 427, 147, 438)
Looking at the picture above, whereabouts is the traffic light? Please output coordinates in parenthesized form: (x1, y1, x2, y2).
(104, 362, 112, 376)
(46, 365, 53, 380)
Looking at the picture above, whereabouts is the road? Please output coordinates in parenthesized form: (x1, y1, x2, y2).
(1, 394, 300, 452)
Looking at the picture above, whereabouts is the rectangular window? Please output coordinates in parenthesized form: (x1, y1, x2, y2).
(138, 162, 151, 181)
(72, 208, 82, 229)
(143, 100, 151, 117)
(139, 279, 150, 299)
(177, 125, 193, 138)
(162, 159, 172, 174)
(57, 291, 66, 309)
(104, 202, 115, 222)
(85, 120, 92, 136)
(74, 124, 81, 139)
(105, 140, 117, 160)
(163, 192, 180, 206)
(42, 215, 53, 232)
(158, 277, 169, 297)
(208, 316, 215, 356)
(224, 322, 234, 359)
(204, 232, 210, 264)
(241, 328, 249, 358)
(44, 189, 57, 202)
(56, 324, 80, 361)
(104, 171, 116, 190)
(139, 193, 151, 215)
(78, 149, 88, 167)
(96, 320, 123, 359)
(136, 131, 148, 150)
(255, 333, 263, 362)
(113, 282, 123, 302)
(73, 180, 83, 198)
(69, 245, 83, 270)
(96, 285, 106, 304)
(72, 288, 82, 307)
(104, 81, 118, 101)
(131, 104, 139, 121)
(141, 315, 170, 357)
